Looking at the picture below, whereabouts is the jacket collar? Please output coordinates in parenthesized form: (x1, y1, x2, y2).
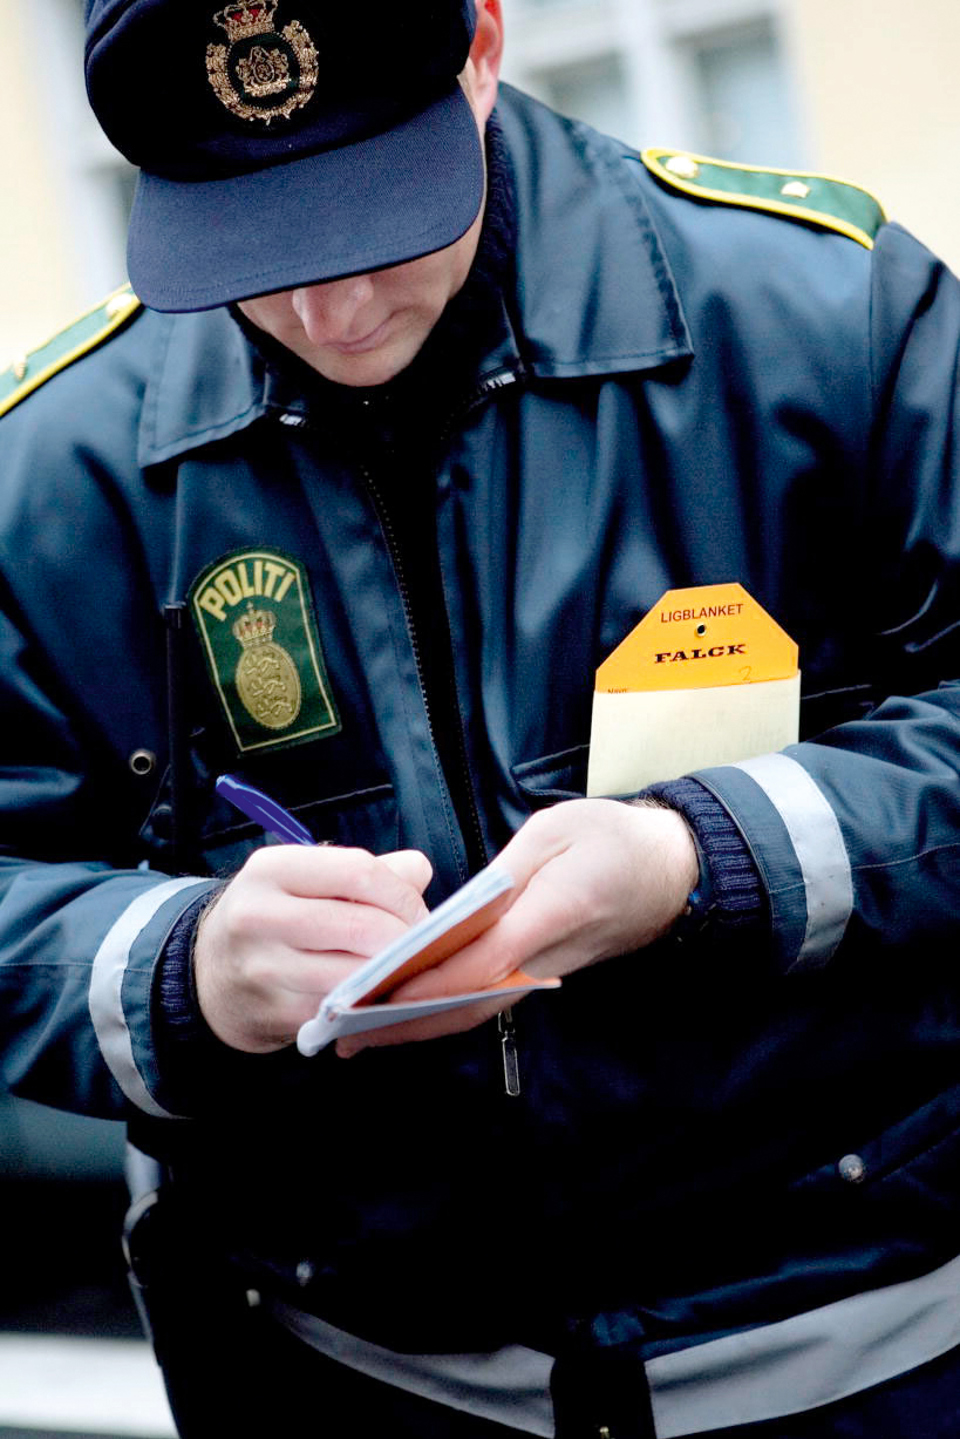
(497, 84, 691, 380)
(138, 85, 691, 466)
(137, 305, 266, 467)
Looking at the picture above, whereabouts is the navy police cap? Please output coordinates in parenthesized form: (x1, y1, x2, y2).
(84, 0, 484, 311)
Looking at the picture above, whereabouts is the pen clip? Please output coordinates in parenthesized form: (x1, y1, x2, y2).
(215, 773, 315, 846)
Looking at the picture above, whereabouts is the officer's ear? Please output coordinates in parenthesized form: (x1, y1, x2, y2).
(461, 0, 503, 125)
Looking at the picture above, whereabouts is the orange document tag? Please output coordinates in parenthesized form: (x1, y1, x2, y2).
(586, 583, 800, 795)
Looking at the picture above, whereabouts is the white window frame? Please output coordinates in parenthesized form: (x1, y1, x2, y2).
(500, 0, 809, 161)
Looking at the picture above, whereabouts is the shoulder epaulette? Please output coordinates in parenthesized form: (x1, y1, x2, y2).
(0, 283, 143, 420)
(642, 149, 886, 250)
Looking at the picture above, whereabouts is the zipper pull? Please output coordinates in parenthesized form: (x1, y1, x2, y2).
(498, 1007, 521, 1097)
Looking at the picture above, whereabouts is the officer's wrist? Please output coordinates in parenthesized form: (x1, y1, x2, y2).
(641, 777, 766, 946)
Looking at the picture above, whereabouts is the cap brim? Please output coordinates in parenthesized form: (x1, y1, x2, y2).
(127, 85, 485, 312)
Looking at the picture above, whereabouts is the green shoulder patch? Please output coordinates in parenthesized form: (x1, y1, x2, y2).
(0, 283, 143, 420)
(190, 549, 341, 755)
(642, 149, 886, 250)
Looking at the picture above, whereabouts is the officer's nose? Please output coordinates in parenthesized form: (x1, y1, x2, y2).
(291, 275, 377, 344)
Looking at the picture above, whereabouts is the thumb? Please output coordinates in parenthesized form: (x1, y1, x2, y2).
(380, 848, 433, 895)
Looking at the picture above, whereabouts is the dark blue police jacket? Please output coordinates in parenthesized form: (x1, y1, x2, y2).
(2, 84, 960, 1426)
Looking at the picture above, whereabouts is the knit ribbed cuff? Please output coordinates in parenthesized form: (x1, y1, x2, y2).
(644, 776, 767, 939)
(152, 886, 237, 1106)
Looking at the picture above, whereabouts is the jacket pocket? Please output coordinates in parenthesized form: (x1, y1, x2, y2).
(799, 682, 877, 738)
(789, 1079, 960, 1237)
(511, 743, 590, 809)
(140, 775, 398, 876)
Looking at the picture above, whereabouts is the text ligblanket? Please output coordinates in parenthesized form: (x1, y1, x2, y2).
(587, 583, 800, 795)
(297, 864, 559, 1055)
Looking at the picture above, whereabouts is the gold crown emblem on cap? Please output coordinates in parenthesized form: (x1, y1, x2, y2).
(212, 3, 278, 42)
(206, 4, 319, 126)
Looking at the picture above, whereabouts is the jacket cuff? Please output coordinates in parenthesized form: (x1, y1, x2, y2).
(156, 891, 215, 1038)
(644, 776, 767, 941)
(153, 886, 235, 1105)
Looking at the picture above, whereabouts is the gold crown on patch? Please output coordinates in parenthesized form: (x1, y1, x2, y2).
(213, 3, 279, 42)
(232, 605, 278, 646)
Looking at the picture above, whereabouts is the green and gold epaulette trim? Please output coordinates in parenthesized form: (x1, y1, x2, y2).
(0, 283, 143, 420)
(642, 149, 886, 250)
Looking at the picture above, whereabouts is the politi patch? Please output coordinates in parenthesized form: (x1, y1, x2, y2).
(190, 549, 340, 753)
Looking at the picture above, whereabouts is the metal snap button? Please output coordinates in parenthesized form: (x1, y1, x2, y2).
(838, 1153, 866, 1184)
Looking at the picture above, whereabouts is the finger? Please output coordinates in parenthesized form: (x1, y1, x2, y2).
(209, 876, 416, 952)
(492, 812, 574, 891)
(288, 896, 421, 958)
(391, 855, 591, 1001)
(380, 849, 433, 895)
(243, 844, 430, 925)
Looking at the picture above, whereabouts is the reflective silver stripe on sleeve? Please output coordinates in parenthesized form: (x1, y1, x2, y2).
(735, 752, 853, 968)
(270, 1250, 960, 1435)
(88, 877, 202, 1120)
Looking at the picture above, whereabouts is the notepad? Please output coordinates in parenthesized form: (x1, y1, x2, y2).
(296, 863, 559, 1056)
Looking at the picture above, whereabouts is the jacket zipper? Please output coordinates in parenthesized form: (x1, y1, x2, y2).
(356, 364, 522, 880)
(360, 458, 526, 1099)
(498, 1008, 522, 1097)
(358, 461, 487, 880)
(455, 366, 521, 419)
(279, 366, 523, 1092)
(460, 372, 526, 1098)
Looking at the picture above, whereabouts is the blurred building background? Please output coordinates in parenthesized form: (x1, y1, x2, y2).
(3, 0, 960, 365)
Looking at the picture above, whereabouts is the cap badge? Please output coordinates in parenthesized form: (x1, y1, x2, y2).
(206, 3, 319, 125)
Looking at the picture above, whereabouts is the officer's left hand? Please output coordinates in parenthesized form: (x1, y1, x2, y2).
(336, 797, 698, 1056)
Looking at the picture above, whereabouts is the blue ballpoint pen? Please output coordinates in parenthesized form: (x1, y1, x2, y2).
(215, 773, 315, 846)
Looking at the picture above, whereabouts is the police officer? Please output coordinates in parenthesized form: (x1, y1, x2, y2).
(3, 0, 960, 1434)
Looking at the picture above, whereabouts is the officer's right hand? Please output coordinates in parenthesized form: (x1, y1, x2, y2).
(192, 846, 432, 1053)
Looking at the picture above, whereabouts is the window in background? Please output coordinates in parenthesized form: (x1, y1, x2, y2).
(686, 19, 803, 167)
(529, 52, 635, 142)
(500, 0, 806, 169)
(31, 0, 134, 305)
